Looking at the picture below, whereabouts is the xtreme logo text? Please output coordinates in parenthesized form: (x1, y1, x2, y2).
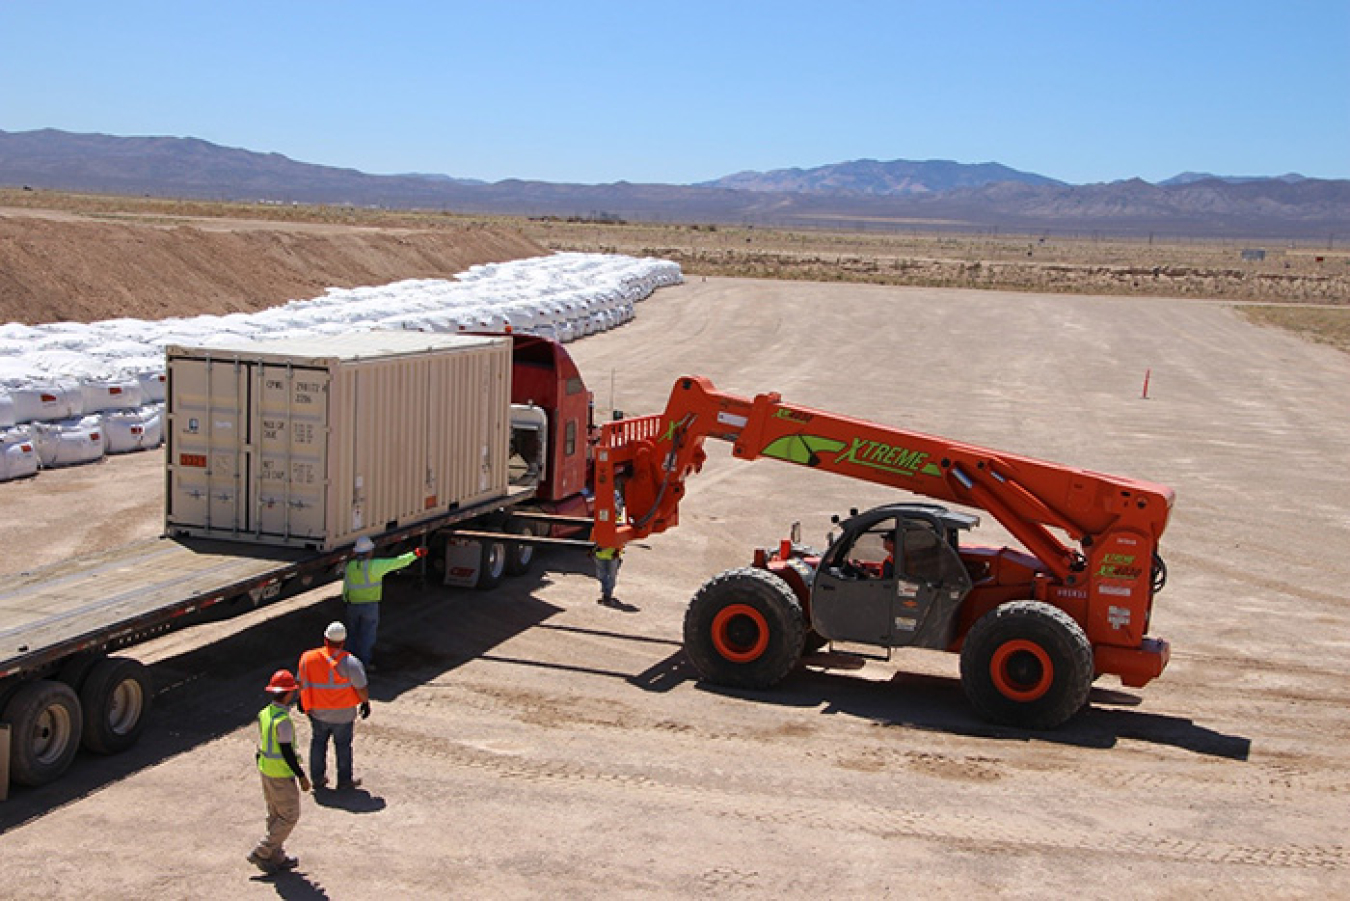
(834, 437, 934, 478)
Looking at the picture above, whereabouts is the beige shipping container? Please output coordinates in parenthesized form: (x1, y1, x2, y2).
(165, 332, 512, 550)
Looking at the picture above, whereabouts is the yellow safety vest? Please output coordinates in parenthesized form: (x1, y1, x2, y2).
(595, 546, 621, 561)
(257, 704, 296, 778)
(343, 552, 417, 604)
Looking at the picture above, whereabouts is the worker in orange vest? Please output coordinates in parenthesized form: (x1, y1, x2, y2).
(297, 621, 370, 791)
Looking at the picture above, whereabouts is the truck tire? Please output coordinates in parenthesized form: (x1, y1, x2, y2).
(475, 538, 508, 590)
(505, 520, 538, 576)
(960, 600, 1093, 730)
(683, 567, 805, 689)
(80, 657, 153, 755)
(2, 679, 84, 786)
(57, 652, 104, 694)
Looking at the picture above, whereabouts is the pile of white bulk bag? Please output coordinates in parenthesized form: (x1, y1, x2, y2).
(0, 252, 682, 483)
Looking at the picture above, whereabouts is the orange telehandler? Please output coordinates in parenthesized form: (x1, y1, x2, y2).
(592, 376, 1174, 729)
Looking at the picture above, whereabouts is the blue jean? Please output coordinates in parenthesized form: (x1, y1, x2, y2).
(308, 717, 354, 785)
(595, 556, 621, 600)
(345, 601, 380, 666)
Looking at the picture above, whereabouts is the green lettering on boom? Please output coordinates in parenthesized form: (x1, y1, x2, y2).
(835, 437, 931, 478)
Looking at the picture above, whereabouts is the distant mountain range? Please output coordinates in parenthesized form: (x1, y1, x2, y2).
(1, 129, 1346, 238)
(698, 159, 1066, 194)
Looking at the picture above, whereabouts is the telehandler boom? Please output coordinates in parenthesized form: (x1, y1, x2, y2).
(593, 375, 1174, 729)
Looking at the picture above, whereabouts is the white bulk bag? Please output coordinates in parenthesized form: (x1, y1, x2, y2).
(33, 415, 106, 468)
(0, 392, 14, 428)
(8, 381, 84, 423)
(0, 427, 39, 481)
(136, 370, 168, 403)
(81, 378, 145, 414)
(103, 405, 164, 454)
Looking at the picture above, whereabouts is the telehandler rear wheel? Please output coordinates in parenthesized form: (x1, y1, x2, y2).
(960, 601, 1093, 730)
(683, 567, 805, 689)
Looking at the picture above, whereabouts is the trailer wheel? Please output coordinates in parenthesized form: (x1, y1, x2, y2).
(80, 657, 153, 755)
(683, 567, 805, 689)
(505, 521, 538, 576)
(2, 679, 84, 786)
(58, 652, 104, 694)
(960, 601, 1093, 730)
(475, 539, 508, 590)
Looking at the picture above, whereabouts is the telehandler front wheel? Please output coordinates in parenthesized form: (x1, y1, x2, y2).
(683, 567, 805, 689)
(960, 600, 1093, 730)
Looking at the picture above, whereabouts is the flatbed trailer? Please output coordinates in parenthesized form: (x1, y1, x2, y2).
(0, 486, 579, 793)
(0, 331, 605, 795)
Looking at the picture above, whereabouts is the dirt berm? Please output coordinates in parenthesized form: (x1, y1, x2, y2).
(0, 208, 544, 324)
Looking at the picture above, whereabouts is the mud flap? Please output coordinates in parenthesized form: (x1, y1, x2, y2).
(1, 723, 9, 801)
(442, 537, 482, 588)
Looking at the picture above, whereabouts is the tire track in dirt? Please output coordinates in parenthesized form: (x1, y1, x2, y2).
(379, 677, 1350, 820)
(354, 718, 1348, 871)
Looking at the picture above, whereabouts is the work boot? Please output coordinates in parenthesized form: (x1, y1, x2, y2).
(247, 851, 278, 874)
(313, 775, 328, 789)
(337, 777, 363, 790)
(272, 854, 299, 871)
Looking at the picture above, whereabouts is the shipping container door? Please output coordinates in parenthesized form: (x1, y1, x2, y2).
(253, 363, 330, 542)
(167, 356, 250, 533)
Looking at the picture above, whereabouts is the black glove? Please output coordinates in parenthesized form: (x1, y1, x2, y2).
(360, 701, 371, 719)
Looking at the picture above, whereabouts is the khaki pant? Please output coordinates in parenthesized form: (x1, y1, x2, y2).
(253, 772, 301, 861)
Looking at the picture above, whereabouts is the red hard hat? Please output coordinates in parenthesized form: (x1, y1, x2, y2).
(266, 669, 299, 694)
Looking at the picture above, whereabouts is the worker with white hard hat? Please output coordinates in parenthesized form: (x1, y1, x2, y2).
(297, 621, 371, 791)
(342, 536, 426, 670)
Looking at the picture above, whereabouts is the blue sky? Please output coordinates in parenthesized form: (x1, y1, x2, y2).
(2, 1, 1346, 185)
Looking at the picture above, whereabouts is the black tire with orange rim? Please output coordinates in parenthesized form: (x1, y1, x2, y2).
(683, 567, 805, 689)
(959, 600, 1093, 729)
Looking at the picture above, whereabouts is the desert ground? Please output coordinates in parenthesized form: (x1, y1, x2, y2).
(1, 204, 1348, 899)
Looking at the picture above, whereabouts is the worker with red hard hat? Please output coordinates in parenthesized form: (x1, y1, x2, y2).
(298, 621, 370, 790)
(247, 669, 311, 875)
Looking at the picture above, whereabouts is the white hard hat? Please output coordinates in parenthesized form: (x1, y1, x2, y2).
(324, 621, 348, 642)
(354, 536, 375, 554)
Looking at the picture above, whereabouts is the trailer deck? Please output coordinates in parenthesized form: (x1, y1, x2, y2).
(0, 536, 316, 680)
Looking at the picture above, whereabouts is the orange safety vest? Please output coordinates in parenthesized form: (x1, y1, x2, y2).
(298, 647, 362, 711)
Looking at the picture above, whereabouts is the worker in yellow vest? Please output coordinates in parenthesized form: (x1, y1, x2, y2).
(248, 669, 311, 875)
(592, 544, 623, 606)
(343, 535, 426, 670)
(298, 621, 370, 790)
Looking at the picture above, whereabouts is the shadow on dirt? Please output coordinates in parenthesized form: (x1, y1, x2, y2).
(0, 567, 562, 832)
(249, 867, 333, 899)
(312, 785, 386, 814)
(629, 649, 1252, 761)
